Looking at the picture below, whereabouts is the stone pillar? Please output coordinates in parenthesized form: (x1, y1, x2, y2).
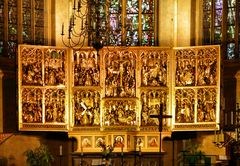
(0, 70, 4, 133)
(235, 71, 240, 105)
(0, 69, 16, 133)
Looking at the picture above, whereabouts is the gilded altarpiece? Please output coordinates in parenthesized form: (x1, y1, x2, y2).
(173, 46, 220, 130)
(18, 45, 69, 130)
(18, 45, 220, 153)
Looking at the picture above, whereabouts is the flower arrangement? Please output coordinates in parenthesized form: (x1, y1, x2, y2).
(97, 139, 115, 160)
(24, 144, 54, 166)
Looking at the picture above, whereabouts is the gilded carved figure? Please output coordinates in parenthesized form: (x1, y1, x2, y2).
(44, 50, 66, 85)
(22, 88, 42, 123)
(103, 100, 137, 126)
(140, 90, 167, 126)
(105, 51, 136, 97)
(73, 51, 100, 86)
(197, 88, 216, 122)
(45, 89, 65, 123)
(175, 89, 195, 123)
(175, 50, 196, 86)
(197, 48, 217, 86)
(74, 90, 101, 126)
(141, 50, 168, 87)
(22, 48, 43, 85)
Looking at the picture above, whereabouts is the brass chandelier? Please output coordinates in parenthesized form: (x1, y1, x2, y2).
(61, 0, 131, 52)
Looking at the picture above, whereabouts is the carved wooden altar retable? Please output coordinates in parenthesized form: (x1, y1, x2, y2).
(18, 45, 221, 153)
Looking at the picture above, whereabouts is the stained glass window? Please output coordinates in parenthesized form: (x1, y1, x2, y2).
(203, 0, 212, 44)
(35, 0, 44, 45)
(1, 0, 46, 58)
(91, 0, 156, 47)
(8, 0, 18, 58)
(22, 0, 32, 43)
(214, 2, 223, 43)
(141, 0, 154, 46)
(126, 0, 139, 46)
(226, 0, 236, 59)
(202, 0, 240, 59)
(202, 0, 223, 44)
(22, 0, 45, 45)
(108, 0, 122, 45)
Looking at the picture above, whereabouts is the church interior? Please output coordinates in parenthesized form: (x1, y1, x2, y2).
(1, 0, 240, 166)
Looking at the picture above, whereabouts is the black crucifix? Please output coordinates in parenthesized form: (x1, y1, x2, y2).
(150, 103, 172, 165)
(150, 103, 172, 166)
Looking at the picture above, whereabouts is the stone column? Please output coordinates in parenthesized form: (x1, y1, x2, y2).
(0, 70, 4, 133)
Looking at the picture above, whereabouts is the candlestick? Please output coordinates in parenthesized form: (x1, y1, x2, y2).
(77, 0, 80, 11)
(73, 0, 76, 9)
(214, 130, 217, 142)
(61, 23, 64, 35)
(121, 146, 123, 156)
(220, 129, 224, 142)
(183, 140, 186, 150)
(225, 113, 227, 125)
(59, 145, 63, 156)
(236, 128, 238, 140)
(81, 146, 83, 156)
(139, 146, 141, 156)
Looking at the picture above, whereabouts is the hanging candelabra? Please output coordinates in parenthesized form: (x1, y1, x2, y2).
(61, 0, 131, 52)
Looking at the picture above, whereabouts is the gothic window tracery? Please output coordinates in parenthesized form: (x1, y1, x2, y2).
(90, 0, 156, 47)
(0, 0, 46, 58)
(202, 0, 240, 59)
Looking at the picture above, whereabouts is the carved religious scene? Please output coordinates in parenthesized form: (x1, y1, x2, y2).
(103, 100, 137, 127)
(21, 88, 43, 123)
(139, 48, 169, 133)
(140, 90, 168, 126)
(140, 49, 168, 87)
(45, 88, 66, 123)
(44, 49, 66, 86)
(197, 48, 217, 86)
(18, 45, 220, 152)
(173, 46, 220, 130)
(104, 50, 136, 98)
(73, 89, 101, 126)
(73, 50, 100, 86)
(19, 45, 69, 130)
(21, 48, 43, 85)
(175, 88, 195, 123)
(175, 49, 196, 86)
(197, 88, 217, 122)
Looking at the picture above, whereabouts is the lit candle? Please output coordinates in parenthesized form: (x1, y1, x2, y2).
(183, 140, 186, 150)
(70, 17, 72, 28)
(71, 16, 74, 26)
(73, 0, 76, 9)
(78, 0, 81, 8)
(236, 128, 238, 140)
(81, 146, 83, 156)
(231, 111, 233, 124)
(220, 129, 224, 142)
(61, 23, 64, 35)
(59, 145, 63, 156)
(139, 146, 141, 156)
(225, 113, 227, 125)
(121, 146, 123, 156)
(214, 130, 217, 142)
